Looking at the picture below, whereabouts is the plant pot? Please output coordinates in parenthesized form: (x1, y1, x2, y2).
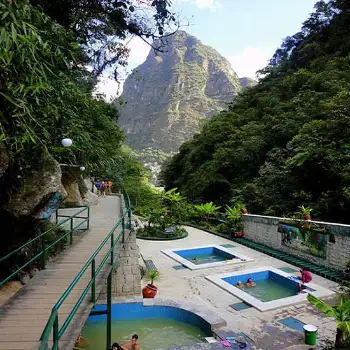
(343, 270, 350, 280)
(305, 215, 311, 221)
(242, 209, 248, 214)
(142, 283, 158, 298)
(233, 231, 244, 238)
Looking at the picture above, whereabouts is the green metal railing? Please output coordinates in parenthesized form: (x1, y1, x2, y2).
(39, 191, 132, 350)
(0, 206, 90, 288)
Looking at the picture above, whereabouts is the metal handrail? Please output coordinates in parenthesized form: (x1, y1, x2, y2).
(39, 191, 132, 350)
(0, 206, 90, 287)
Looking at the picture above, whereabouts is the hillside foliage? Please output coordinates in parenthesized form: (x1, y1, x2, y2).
(161, 0, 350, 223)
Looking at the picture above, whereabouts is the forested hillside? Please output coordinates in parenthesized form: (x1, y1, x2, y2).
(0, 0, 174, 256)
(161, 0, 350, 223)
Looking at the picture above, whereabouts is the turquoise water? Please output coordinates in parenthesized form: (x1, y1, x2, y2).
(243, 279, 298, 302)
(81, 317, 207, 349)
(188, 253, 228, 265)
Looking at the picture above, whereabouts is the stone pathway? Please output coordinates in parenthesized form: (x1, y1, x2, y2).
(0, 196, 121, 350)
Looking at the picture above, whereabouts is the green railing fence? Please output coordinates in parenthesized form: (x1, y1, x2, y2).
(39, 191, 132, 350)
(0, 206, 90, 288)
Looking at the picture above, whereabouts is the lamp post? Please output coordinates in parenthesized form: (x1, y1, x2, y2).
(61, 137, 73, 147)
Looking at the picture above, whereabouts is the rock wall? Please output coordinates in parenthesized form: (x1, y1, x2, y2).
(243, 214, 350, 270)
(112, 230, 141, 297)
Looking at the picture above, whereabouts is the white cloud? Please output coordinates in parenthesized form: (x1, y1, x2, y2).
(175, 0, 221, 10)
(94, 37, 150, 100)
(227, 47, 272, 78)
(127, 36, 150, 65)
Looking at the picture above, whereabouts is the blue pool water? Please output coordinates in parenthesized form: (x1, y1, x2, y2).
(81, 303, 211, 349)
(223, 270, 314, 302)
(175, 247, 237, 265)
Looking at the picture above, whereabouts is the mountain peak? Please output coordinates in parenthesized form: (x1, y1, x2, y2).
(118, 31, 244, 152)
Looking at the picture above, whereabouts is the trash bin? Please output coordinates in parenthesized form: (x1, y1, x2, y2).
(303, 324, 317, 345)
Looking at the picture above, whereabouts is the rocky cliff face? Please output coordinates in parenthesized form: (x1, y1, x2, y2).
(118, 31, 249, 152)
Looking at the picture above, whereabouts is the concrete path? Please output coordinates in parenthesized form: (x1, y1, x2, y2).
(0, 196, 121, 350)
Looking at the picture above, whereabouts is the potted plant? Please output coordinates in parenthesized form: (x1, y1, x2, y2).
(344, 260, 350, 280)
(142, 270, 161, 299)
(299, 205, 313, 221)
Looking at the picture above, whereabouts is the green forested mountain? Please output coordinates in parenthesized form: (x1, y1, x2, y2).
(118, 31, 247, 152)
(161, 0, 350, 223)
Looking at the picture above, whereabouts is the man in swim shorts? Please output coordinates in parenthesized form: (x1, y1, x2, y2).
(120, 334, 140, 350)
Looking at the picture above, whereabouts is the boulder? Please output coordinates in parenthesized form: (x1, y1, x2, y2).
(3, 152, 66, 217)
(0, 143, 9, 179)
(62, 173, 84, 206)
(82, 190, 98, 206)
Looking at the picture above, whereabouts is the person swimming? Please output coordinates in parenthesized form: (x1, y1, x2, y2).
(193, 257, 198, 261)
(246, 278, 256, 287)
(120, 334, 140, 350)
(236, 281, 244, 289)
(111, 343, 122, 350)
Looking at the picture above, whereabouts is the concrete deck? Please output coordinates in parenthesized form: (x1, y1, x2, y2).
(137, 226, 339, 350)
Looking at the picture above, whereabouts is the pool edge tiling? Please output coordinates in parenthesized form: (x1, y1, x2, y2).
(205, 266, 335, 311)
(161, 244, 254, 270)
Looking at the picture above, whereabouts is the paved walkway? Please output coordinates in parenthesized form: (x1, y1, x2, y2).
(0, 196, 121, 350)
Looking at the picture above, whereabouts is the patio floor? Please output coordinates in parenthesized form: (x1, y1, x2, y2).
(137, 226, 339, 350)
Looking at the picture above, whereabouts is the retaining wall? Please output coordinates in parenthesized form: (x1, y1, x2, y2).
(242, 214, 350, 270)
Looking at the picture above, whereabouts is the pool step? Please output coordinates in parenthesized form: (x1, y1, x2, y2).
(234, 238, 343, 283)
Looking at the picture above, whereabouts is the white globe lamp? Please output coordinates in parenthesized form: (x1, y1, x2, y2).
(61, 138, 73, 147)
(80, 166, 86, 172)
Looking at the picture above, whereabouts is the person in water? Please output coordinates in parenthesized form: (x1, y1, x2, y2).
(111, 343, 122, 350)
(246, 278, 256, 287)
(193, 257, 198, 262)
(300, 267, 312, 283)
(120, 334, 140, 350)
(236, 281, 244, 289)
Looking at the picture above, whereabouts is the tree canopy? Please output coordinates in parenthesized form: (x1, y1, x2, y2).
(160, 0, 350, 223)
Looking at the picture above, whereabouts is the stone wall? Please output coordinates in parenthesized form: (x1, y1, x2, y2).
(111, 230, 141, 297)
(242, 214, 350, 270)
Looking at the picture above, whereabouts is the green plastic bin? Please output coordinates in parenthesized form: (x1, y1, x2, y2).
(303, 324, 317, 345)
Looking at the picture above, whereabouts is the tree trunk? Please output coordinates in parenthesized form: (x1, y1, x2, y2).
(335, 327, 344, 349)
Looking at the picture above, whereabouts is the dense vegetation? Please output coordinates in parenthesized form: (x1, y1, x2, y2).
(0, 0, 176, 262)
(161, 0, 350, 224)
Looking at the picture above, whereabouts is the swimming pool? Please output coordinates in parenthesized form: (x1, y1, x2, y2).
(81, 301, 214, 349)
(206, 266, 334, 311)
(162, 244, 253, 270)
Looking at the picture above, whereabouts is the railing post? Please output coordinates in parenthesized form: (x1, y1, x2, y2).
(53, 314, 59, 350)
(55, 209, 58, 225)
(87, 206, 90, 230)
(70, 217, 73, 245)
(106, 271, 112, 350)
(128, 208, 131, 230)
(91, 259, 96, 303)
(110, 232, 114, 265)
(41, 234, 46, 270)
(122, 216, 125, 243)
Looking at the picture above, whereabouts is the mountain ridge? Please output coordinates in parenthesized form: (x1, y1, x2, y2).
(117, 31, 255, 152)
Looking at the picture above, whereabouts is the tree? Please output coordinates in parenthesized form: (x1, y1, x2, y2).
(160, 0, 350, 223)
(29, 0, 180, 80)
(307, 294, 350, 348)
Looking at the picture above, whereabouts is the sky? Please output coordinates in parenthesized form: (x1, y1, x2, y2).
(96, 0, 318, 99)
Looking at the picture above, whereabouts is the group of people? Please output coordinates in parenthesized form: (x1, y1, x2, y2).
(94, 178, 113, 197)
(236, 278, 255, 289)
(111, 334, 140, 350)
(236, 268, 313, 294)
